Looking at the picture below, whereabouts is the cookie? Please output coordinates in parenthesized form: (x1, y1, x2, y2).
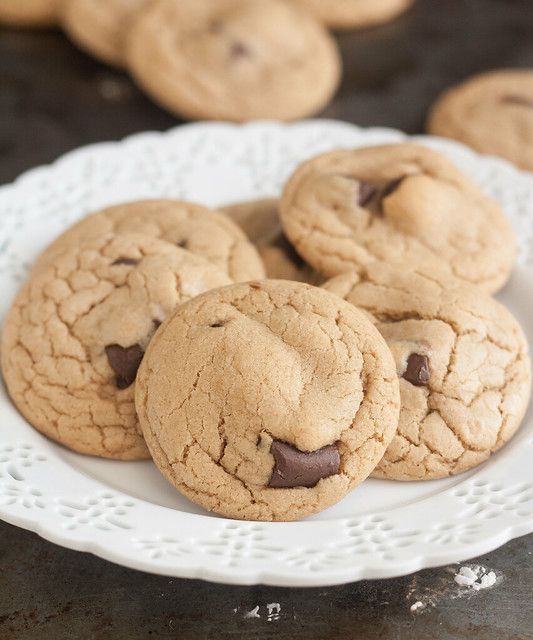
(135, 280, 401, 521)
(126, 0, 341, 122)
(290, 0, 414, 30)
(0, 0, 57, 26)
(427, 69, 533, 173)
(61, 0, 147, 67)
(1, 233, 232, 460)
(323, 263, 531, 480)
(36, 200, 265, 283)
(222, 198, 280, 245)
(280, 143, 516, 294)
(223, 198, 321, 284)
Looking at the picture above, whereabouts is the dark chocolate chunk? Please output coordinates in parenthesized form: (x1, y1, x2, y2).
(502, 95, 533, 108)
(153, 320, 162, 331)
(358, 181, 377, 206)
(105, 344, 144, 390)
(231, 42, 250, 58)
(210, 321, 226, 328)
(176, 239, 189, 249)
(268, 440, 340, 489)
(112, 258, 139, 266)
(381, 176, 406, 199)
(403, 354, 430, 387)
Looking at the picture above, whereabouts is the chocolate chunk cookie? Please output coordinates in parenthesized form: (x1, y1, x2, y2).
(36, 200, 265, 283)
(280, 144, 516, 293)
(1, 234, 232, 460)
(428, 69, 533, 173)
(323, 263, 531, 480)
(0, 0, 57, 26)
(61, 0, 148, 66)
(126, 0, 341, 122)
(290, 0, 414, 30)
(135, 280, 400, 521)
(223, 198, 321, 284)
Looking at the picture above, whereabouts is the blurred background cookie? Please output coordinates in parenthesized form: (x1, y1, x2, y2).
(290, 0, 414, 30)
(0, 0, 58, 27)
(61, 0, 148, 67)
(126, 0, 341, 121)
(428, 69, 533, 173)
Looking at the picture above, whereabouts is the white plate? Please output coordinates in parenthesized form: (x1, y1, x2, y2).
(0, 120, 532, 587)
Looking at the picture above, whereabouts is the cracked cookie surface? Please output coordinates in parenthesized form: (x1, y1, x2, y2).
(0, 0, 57, 26)
(126, 0, 341, 122)
(223, 198, 321, 284)
(428, 69, 533, 173)
(290, 0, 413, 30)
(135, 280, 400, 521)
(279, 143, 516, 293)
(61, 0, 148, 66)
(323, 263, 531, 480)
(1, 233, 232, 460)
(36, 199, 265, 283)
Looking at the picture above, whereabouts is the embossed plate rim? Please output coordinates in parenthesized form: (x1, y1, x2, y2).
(0, 119, 532, 586)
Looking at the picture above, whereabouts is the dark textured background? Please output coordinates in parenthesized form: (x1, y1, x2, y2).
(1, 1, 533, 638)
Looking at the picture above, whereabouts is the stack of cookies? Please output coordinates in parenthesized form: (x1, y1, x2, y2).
(2, 143, 531, 522)
(0, 0, 414, 122)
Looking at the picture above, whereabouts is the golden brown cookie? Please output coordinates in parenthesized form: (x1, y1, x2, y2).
(1, 234, 232, 460)
(280, 143, 516, 294)
(323, 263, 531, 480)
(61, 0, 148, 66)
(290, 0, 414, 30)
(427, 69, 533, 173)
(0, 0, 57, 26)
(36, 200, 265, 283)
(222, 198, 321, 284)
(126, 0, 341, 122)
(135, 280, 401, 521)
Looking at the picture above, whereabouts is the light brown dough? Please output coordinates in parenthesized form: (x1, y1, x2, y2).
(323, 263, 531, 480)
(1, 234, 232, 460)
(135, 280, 401, 521)
(280, 143, 516, 294)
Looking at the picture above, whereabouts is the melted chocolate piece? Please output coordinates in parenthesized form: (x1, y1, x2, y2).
(358, 181, 377, 206)
(112, 258, 139, 266)
(502, 95, 533, 108)
(269, 440, 340, 488)
(105, 344, 144, 390)
(153, 320, 162, 331)
(231, 42, 250, 58)
(176, 239, 189, 249)
(403, 354, 430, 387)
(381, 176, 406, 199)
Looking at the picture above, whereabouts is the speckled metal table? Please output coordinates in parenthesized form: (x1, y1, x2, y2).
(1, 1, 532, 638)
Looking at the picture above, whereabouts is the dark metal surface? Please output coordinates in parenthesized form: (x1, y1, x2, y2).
(1, 0, 533, 638)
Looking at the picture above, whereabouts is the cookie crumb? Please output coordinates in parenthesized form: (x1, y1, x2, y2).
(244, 606, 260, 619)
(454, 565, 498, 590)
